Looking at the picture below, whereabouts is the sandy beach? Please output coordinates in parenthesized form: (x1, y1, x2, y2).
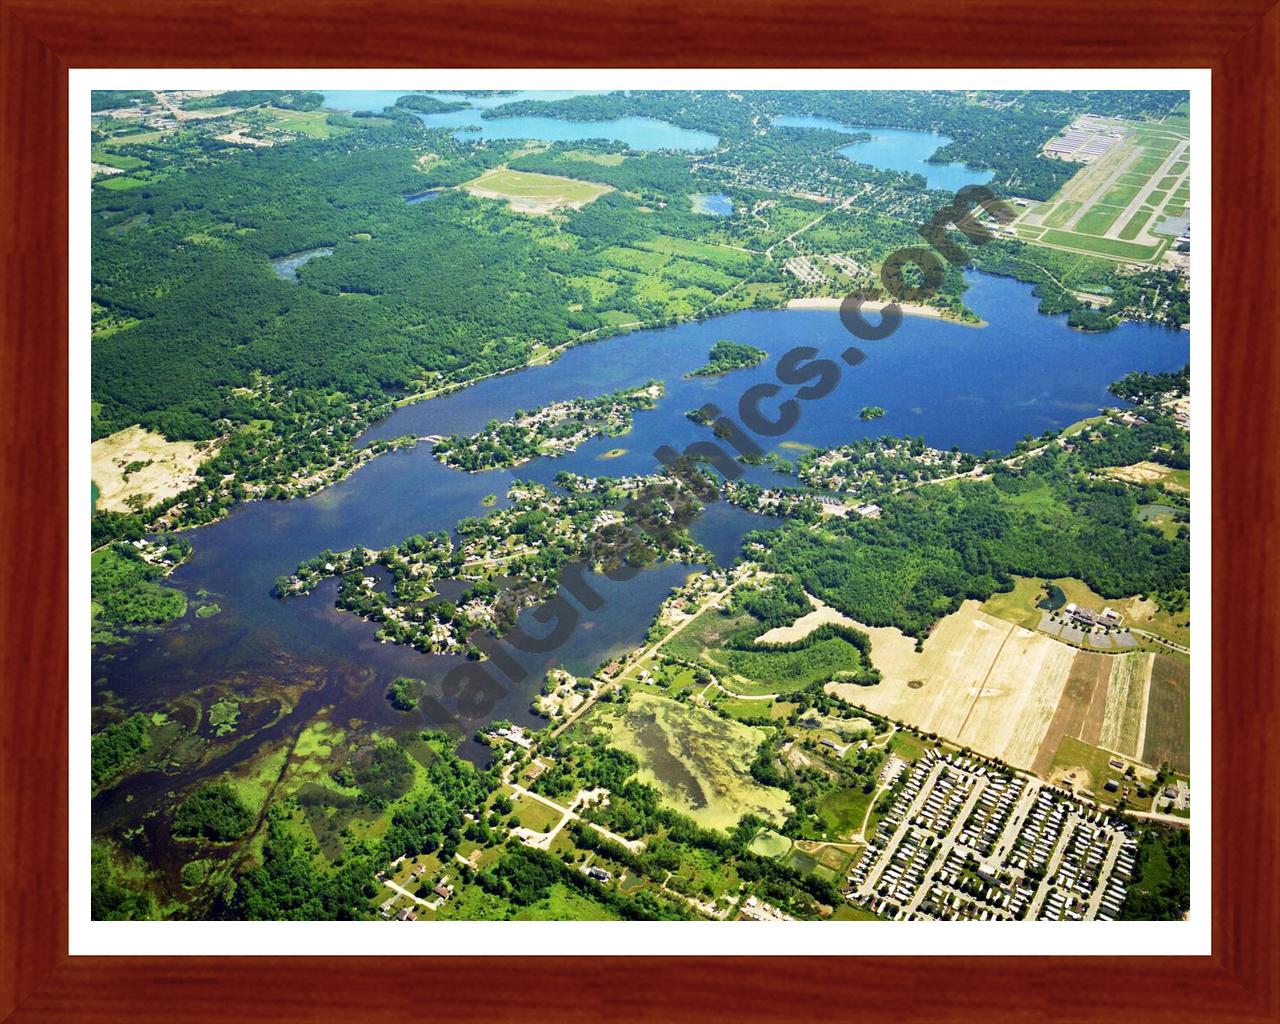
(786, 296, 984, 327)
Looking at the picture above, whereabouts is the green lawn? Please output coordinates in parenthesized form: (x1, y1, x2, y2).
(263, 107, 335, 139)
(817, 786, 877, 838)
(1042, 200, 1081, 229)
(1075, 206, 1125, 236)
(1118, 209, 1155, 241)
(1038, 229, 1164, 262)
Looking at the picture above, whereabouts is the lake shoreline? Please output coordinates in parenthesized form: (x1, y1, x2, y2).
(786, 296, 986, 328)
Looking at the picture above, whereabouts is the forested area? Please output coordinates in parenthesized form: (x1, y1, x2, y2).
(686, 340, 767, 377)
(91, 713, 152, 789)
(184, 90, 324, 111)
(171, 783, 254, 842)
(753, 447, 1190, 637)
(91, 543, 190, 640)
(1119, 824, 1191, 920)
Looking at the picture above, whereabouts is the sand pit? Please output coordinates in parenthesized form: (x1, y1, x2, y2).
(92, 425, 219, 513)
(1103, 461, 1189, 493)
(825, 601, 1075, 770)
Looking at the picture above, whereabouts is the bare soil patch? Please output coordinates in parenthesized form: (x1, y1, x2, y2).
(91, 424, 220, 513)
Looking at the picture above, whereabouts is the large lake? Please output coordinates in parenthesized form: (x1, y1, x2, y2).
(321, 90, 717, 151)
(93, 272, 1187, 828)
(774, 114, 994, 191)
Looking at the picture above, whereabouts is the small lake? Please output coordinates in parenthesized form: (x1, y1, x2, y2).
(404, 188, 441, 205)
(270, 247, 334, 282)
(773, 115, 994, 192)
(320, 90, 717, 152)
(692, 193, 733, 216)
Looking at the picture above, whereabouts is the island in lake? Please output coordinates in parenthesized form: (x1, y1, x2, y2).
(685, 340, 768, 377)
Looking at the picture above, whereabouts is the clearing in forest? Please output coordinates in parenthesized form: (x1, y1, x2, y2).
(91, 424, 219, 514)
(463, 167, 612, 215)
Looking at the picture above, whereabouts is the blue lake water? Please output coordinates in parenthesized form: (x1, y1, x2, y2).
(320, 90, 717, 151)
(692, 193, 733, 216)
(270, 247, 334, 282)
(773, 115, 994, 192)
(404, 188, 441, 205)
(320, 90, 601, 114)
(93, 271, 1187, 797)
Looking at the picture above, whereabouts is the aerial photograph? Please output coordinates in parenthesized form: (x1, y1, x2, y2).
(88, 86, 1193, 925)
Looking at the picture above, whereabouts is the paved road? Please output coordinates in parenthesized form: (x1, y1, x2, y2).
(1026, 813, 1080, 919)
(858, 762, 943, 898)
(505, 774, 644, 853)
(1084, 830, 1127, 919)
(903, 778, 988, 916)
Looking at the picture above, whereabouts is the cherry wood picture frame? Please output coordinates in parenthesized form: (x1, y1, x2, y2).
(2, 1, 1276, 1020)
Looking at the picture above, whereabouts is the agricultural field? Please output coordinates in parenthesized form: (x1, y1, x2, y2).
(827, 599, 1187, 779)
(463, 167, 612, 215)
(1098, 653, 1151, 758)
(1007, 116, 1188, 265)
(1142, 655, 1191, 773)
(578, 691, 791, 830)
(826, 601, 1076, 770)
(1030, 651, 1113, 776)
(1034, 649, 1188, 777)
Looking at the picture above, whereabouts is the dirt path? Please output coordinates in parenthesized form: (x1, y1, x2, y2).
(955, 620, 1019, 741)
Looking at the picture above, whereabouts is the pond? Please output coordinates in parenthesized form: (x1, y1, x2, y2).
(270, 247, 334, 282)
(692, 193, 733, 216)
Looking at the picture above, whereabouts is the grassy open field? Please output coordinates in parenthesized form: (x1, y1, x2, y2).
(817, 786, 877, 839)
(1098, 653, 1153, 759)
(262, 107, 334, 139)
(748, 828, 793, 859)
(508, 789, 564, 833)
(826, 602, 1075, 770)
(1037, 230, 1164, 262)
(663, 596, 868, 696)
(1118, 209, 1155, 240)
(983, 574, 1190, 650)
(661, 607, 755, 663)
(1047, 736, 1153, 809)
(1075, 207, 1125, 236)
(1142, 655, 1191, 773)
(581, 691, 791, 830)
(980, 576, 1049, 629)
(463, 167, 612, 215)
